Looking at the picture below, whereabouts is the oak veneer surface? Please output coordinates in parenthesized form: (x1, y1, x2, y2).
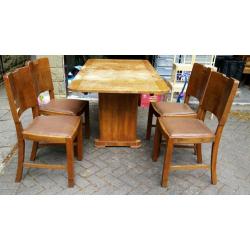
(69, 59, 169, 94)
(95, 93, 141, 148)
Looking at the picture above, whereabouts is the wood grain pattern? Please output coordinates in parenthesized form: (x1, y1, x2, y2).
(4, 66, 83, 187)
(95, 93, 141, 148)
(152, 71, 239, 187)
(27, 57, 55, 99)
(70, 59, 169, 147)
(69, 59, 169, 94)
(27, 57, 90, 139)
(146, 63, 211, 140)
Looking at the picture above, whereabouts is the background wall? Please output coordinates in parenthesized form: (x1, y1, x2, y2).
(36, 55, 66, 97)
(0, 55, 31, 83)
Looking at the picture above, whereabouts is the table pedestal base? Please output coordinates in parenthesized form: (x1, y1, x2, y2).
(95, 93, 141, 148)
(95, 139, 141, 148)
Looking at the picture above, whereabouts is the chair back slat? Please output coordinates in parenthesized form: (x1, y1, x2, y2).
(4, 66, 39, 125)
(199, 71, 239, 125)
(185, 63, 211, 103)
(27, 57, 55, 98)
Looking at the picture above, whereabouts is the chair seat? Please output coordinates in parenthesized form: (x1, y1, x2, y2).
(158, 117, 215, 142)
(22, 115, 80, 142)
(40, 99, 88, 116)
(152, 102, 196, 117)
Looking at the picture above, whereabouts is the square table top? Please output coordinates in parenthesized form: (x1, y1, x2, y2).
(68, 59, 169, 94)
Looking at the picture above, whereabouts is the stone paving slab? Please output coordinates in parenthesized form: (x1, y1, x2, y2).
(0, 85, 34, 167)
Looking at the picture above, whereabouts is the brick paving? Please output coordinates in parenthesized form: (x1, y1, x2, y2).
(0, 97, 250, 195)
(0, 86, 31, 167)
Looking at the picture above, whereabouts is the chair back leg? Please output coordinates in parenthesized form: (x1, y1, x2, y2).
(77, 122, 83, 161)
(161, 139, 174, 187)
(196, 144, 202, 163)
(211, 141, 219, 185)
(84, 103, 90, 138)
(146, 103, 154, 140)
(16, 139, 25, 182)
(152, 122, 162, 161)
(30, 142, 39, 161)
(66, 138, 74, 187)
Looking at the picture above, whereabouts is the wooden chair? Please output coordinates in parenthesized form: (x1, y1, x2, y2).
(4, 66, 83, 187)
(27, 57, 90, 138)
(152, 71, 239, 187)
(146, 63, 211, 140)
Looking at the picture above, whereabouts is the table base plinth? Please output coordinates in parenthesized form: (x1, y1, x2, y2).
(95, 139, 141, 148)
(95, 93, 141, 148)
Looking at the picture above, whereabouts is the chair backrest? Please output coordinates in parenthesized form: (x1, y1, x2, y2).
(27, 57, 55, 99)
(198, 71, 239, 127)
(4, 66, 39, 134)
(184, 63, 212, 103)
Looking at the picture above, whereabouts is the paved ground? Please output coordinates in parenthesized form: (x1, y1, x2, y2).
(0, 84, 30, 165)
(0, 83, 250, 195)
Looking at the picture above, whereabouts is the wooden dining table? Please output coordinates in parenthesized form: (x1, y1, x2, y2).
(69, 59, 169, 148)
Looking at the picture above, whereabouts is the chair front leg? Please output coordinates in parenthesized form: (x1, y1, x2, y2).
(84, 103, 90, 139)
(211, 141, 219, 185)
(152, 120, 162, 161)
(30, 142, 39, 161)
(66, 138, 74, 187)
(77, 122, 83, 161)
(15, 139, 25, 182)
(161, 139, 174, 187)
(196, 144, 202, 163)
(146, 103, 154, 140)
